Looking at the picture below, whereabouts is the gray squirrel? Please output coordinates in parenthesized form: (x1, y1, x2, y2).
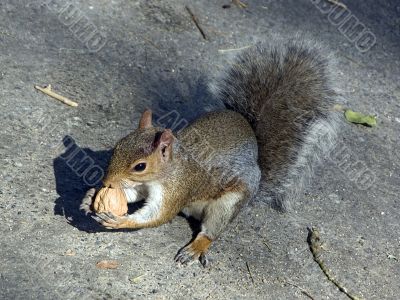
(84, 38, 339, 266)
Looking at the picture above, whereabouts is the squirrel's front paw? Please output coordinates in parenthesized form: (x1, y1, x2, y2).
(92, 212, 135, 229)
(80, 188, 96, 215)
(174, 234, 212, 267)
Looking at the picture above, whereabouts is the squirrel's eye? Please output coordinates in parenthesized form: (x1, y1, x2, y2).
(133, 163, 146, 172)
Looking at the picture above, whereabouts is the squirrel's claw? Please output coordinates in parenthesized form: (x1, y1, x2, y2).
(199, 253, 209, 267)
(176, 233, 212, 267)
(175, 233, 212, 267)
(174, 246, 209, 267)
(93, 212, 120, 228)
(174, 247, 197, 266)
(103, 212, 119, 221)
(93, 212, 133, 229)
(91, 215, 102, 223)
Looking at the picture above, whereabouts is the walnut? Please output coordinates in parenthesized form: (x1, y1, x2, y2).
(93, 187, 128, 216)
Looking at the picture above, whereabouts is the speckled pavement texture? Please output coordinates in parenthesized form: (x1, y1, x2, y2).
(1, 1, 399, 299)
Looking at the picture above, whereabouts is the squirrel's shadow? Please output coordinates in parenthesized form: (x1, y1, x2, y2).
(53, 135, 111, 232)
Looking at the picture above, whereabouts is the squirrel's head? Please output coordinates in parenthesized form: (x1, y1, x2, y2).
(103, 109, 175, 187)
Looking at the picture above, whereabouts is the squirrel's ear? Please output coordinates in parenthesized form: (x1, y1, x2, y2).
(138, 109, 153, 129)
(159, 129, 174, 147)
(156, 129, 174, 161)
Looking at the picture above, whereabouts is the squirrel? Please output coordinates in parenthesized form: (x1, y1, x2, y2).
(85, 38, 339, 267)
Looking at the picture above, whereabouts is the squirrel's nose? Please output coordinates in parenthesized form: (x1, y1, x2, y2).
(103, 179, 119, 189)
(107, 183, 118, 189)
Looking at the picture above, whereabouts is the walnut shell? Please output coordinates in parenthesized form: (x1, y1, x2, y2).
(93, 187, 128, 216)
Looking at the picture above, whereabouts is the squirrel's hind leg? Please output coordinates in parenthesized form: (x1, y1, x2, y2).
(175, 190, 246, 267)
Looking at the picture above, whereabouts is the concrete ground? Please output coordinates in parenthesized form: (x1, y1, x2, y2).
(1, 0, 399, 299)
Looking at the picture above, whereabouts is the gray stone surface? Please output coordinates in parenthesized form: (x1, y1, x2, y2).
(1, 0, 399, 299)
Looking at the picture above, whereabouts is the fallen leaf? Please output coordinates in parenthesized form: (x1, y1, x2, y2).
(96, 260, 119, 269)
(130, 274, 146, 283)
(344, 109, 377, 127)
(65, 249, 76, 256)
(387, 254, 398, 261)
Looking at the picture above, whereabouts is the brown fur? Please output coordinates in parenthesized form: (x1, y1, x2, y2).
(91, 38, 338, 266)
(187, 234, 212, 255)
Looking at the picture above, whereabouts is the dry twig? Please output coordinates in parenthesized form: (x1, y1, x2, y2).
(218, 45, 252, 53)
(185, 6, 207, 40)
(34, 84, 78, 107)
(263, 240, 272, 252)
(232, 0, 247, 9)
(142, 36, 161, 51)
(245, 261, 255, 284)
(281, 279, 315, 300)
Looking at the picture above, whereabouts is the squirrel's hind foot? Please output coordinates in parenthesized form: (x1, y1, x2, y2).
(175, 233, 212, 267)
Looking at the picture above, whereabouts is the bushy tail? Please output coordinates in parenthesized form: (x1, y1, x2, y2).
(211, 38, 340, 210)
